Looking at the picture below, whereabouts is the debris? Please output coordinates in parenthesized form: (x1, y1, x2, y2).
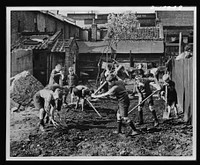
(10, 71, 44, 106)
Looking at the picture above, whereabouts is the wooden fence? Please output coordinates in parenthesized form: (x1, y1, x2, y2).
(11, 49, 33, 77)
(171, 57, 193, 124)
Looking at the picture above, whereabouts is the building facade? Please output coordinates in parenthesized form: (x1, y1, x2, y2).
(11, 10, 82, 85)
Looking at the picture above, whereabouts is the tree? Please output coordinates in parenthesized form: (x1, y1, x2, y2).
(105, 12, 139, 47)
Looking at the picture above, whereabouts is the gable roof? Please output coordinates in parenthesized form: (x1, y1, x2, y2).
(77, 40, 164, 54)
(156, 11, 194, 27)
(77, 41, 109, 54)
(40, 11, 82, 28)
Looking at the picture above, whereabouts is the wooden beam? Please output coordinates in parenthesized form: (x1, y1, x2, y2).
(179, 32, 182, 54)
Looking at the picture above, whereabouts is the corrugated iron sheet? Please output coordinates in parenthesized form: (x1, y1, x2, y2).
(51, 39, 71, 52)
(77, 41, 111, 54)
(11, 31, 62, 51)
(77, 40, 164, 54)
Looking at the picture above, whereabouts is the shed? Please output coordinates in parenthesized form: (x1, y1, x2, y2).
(77, 40, 164, 79)
(11, 31, 62, 85)
(50, 38, 79, 76)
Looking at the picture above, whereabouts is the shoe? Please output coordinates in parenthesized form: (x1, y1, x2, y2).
(129, 130, 140, 136)
(45, 116, 49, 124)
(118, 133, 126, 138)
(153, 120, 159, 127)
(63, 103, 68, 107)
(113, 130, 123, 134)
(39, 124, 45, 132)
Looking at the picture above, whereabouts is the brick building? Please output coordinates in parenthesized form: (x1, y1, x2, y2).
(156, 10, 194, 56)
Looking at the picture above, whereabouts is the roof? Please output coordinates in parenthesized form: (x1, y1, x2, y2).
(116, 40, 164, 53)
(77, 40, 164, 54)
(156, 11, 194, 26)
(51, 39, 73, 52)
(11, 31, 62, 51)
(77, 41, 110, 54)
(40, 11, 82, 28)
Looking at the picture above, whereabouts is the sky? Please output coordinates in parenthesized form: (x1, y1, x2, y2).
(8, 6, 195, 15)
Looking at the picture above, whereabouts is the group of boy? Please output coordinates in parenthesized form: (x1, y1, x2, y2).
(33, 63, 178, 137)
(33, 64, 86, 131)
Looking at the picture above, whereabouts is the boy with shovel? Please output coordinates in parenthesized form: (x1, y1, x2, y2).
(33, 85, 63, 131)
(134, 70, 161, 127)
(91, 74, 140, 137)
(160, 74, 178, 119)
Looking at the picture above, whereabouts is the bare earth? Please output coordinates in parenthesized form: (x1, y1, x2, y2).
(9, 94, 193, 157)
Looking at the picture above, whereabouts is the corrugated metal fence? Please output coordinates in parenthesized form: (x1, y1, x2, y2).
(171, 57, 193, 124)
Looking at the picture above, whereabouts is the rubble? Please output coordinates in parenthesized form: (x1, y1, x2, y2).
(10, 71, 44, 106)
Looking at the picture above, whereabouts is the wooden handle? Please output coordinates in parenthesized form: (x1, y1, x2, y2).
(93, 81, 107, 95)
(128, 90, 159, 115)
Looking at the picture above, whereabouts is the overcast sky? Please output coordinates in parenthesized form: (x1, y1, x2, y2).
(8, 6, 195, 15)
(54, 6, 190, 14)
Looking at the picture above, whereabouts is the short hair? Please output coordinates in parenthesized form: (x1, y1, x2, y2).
(56, 64, 62, 68)
(106, 73, 117, 82)
(54, 88, 63, 98)
(68, 67, 74, 71)
(137, 69, 144, 76)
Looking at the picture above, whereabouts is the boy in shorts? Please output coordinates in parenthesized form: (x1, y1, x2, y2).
(135, 70, 161, 127)
(33, 85, 63, 131)
(91, 74, 140, 137)
(64, 67, 79, 103)
(73, 85, 94, 111)
(160, 74, 178, 118)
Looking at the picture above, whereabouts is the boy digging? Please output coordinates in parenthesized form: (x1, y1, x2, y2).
(135, 70, 161, 127)
(33, 86, 63, 131)
(91, 74, 140, 137)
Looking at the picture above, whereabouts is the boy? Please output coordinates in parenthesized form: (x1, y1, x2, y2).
(49, 64, 64, 85)
(135, 70, 161, 127)
(91, 74, 140, 137)
(64, 67, 79, 103)
(73, 85, 94, 111)
(33, 85, 63, 131)
(160, 74, 178, 118)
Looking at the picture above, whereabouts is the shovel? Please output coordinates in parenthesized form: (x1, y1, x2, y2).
(163, 85, 170, 119)
(128, 90, 159, 114)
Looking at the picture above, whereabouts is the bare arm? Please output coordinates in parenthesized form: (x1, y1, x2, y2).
(51, 70, 61, 77)
(92, 88, 114, 99)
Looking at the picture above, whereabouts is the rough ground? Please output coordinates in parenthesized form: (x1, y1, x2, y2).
(9, 83, 193, 157)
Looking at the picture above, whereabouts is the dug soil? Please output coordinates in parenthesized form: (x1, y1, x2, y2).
(9, 84, 193, 157)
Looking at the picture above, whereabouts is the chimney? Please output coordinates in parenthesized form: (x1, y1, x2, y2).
(91, 22, 97, 42)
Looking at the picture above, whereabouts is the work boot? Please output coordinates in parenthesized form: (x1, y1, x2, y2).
(45, 116, 49, 124)
(39, 119, 45, 131)
(113, 121, 123, 134)
(128, 121, 140, 136)
(136, 111, 144, 125)
(151, 110, 159, 127)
